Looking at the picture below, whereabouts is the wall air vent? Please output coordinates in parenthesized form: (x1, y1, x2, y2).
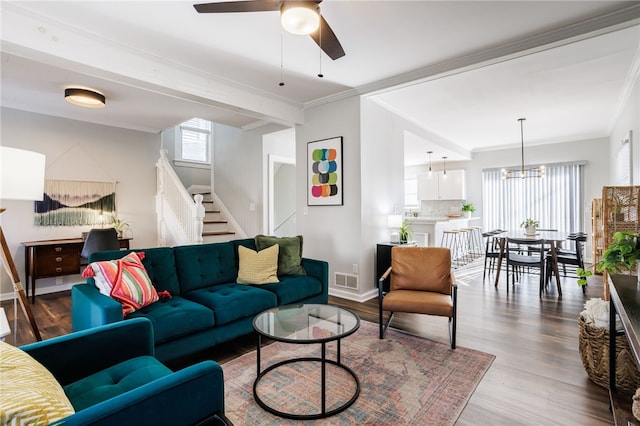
(335, 272, 359, 290)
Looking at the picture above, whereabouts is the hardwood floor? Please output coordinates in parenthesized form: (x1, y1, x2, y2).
(2, 263, 613, 424)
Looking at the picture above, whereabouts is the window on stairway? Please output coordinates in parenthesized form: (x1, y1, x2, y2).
(177, 118, 211, 165)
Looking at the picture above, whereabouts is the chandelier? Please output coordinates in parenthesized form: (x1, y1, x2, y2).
(502, 118, 545, 179)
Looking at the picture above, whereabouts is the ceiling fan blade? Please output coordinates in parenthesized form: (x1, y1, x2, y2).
(194, 0, 281, 14)
(310, 15, 345, 60)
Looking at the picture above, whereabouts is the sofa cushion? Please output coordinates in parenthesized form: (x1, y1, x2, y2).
(174, 243, 238, 293)
(0, 341, 75, 425)
(255, 235, 306, 276)
(89, 247, 180, 295)
(255, 274, 324, 305)
(82, 251, 159, 316)
(185, 283, 277, 326)
(237, 244, 280, 285)
(64, 356, 172, 411)
(126, 296, 215, 344)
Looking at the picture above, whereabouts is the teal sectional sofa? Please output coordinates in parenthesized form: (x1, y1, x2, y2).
(71, 238, 329, 363)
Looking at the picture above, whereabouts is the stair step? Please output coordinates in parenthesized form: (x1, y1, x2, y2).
(202, 231, 236, 236)
(204, 220, 227, 224)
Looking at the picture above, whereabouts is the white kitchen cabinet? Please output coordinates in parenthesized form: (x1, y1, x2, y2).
(417, 173, 439, 200)
(417, 170, 466, 200)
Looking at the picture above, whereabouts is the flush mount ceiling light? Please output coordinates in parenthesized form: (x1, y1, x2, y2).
(280, 2, 320, 35)
(502, 118, 545, 179)
(64, 88, 105, 108)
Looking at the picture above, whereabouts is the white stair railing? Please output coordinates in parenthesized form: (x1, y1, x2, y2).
(156, 149, 204, 245)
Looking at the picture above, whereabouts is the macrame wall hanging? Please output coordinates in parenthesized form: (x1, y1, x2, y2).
(34, 179, 117, 227)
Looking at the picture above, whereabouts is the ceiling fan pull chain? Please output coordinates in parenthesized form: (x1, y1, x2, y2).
(279, 31, 285, 87)
(317, 22, 323, 78)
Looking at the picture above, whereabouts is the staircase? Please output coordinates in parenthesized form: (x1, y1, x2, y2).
(195, 192, 237, 243)
(156, 150, 244, 246)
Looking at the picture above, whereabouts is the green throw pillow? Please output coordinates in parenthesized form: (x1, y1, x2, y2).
(255, 235, 306, 276)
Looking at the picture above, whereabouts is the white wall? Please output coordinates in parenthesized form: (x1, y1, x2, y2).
(0, 107, 160, 299)
(609, 77, 639, 185)
(296, 96, 365, 298)
(214, 122, 288, 238)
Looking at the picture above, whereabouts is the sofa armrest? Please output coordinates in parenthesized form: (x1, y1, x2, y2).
(302, 258, 329, 296)
(72, 283, 123, 332)
(22, 318, 154, 386)
(57, 360, 225, 426)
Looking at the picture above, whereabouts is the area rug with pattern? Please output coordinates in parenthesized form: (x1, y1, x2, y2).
(222, 320, 495, 425)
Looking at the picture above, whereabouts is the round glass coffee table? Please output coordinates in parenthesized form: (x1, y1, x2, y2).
(252, 304, 360, 419)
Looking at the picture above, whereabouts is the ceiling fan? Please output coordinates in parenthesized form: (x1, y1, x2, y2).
(193, 0, 345, 60)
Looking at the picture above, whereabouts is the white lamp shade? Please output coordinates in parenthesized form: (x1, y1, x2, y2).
(0, 147, 46, 201)
(387, 215, 403, 228)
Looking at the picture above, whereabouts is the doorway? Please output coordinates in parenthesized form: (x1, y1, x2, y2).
(268, 155, 296, 236)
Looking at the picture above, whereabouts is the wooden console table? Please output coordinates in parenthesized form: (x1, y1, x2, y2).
(608, 274, 640, 425)
(22, 237, 131, 303)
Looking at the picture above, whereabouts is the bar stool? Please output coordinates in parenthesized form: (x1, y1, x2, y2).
(456, 228, 473, 265)
(469, 226, 484, 258)
(441, 230, 464, 267)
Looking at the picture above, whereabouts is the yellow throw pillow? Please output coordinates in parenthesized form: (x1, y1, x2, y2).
(237, 244, 280, 285)
(0, 341, 75, 424)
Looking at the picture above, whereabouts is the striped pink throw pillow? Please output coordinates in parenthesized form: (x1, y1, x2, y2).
(82, 251, 159, 316)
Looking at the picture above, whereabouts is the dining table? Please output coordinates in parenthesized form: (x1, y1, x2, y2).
(492, 230, 571, 296)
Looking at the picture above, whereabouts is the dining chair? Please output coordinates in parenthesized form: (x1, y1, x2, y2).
(546, 232, 587, 292)
(81, 228, 120, 265)
(505, 237, 546, 296)
(482, 230, 501, 283)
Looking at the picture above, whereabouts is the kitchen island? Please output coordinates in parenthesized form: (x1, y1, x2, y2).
(405, 216, 481, 247)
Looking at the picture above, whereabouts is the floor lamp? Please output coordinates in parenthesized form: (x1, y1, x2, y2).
(0, 146, 45, 341)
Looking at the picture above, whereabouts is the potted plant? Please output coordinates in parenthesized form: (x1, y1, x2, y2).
(461, 203, 475, 218)
(110, 215, 129, 238)
(597, 231, 640, 278)
(520, 218, 539, 236)
(399, 219, 412, 244)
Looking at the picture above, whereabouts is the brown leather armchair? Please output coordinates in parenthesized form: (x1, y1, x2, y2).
(378, 246, 457, 349)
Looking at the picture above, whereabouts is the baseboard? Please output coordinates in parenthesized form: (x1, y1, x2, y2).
(0, 283, 74, 302)
(329, 287, 377, 303)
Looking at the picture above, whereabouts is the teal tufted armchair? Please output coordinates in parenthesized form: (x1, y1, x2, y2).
(20, 318, 230, 425)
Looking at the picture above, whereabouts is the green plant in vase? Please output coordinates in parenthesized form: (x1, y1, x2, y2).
(520, 218, 539, 236)
(398, 219, 412, 244)
(461, 203, 475, 218)
(110, 215, 129, 238)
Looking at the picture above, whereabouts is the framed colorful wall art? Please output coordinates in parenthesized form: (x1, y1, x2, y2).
(307, 137, 343, 206)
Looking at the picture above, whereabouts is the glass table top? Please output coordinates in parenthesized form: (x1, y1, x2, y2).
(253, 304, 360, 343)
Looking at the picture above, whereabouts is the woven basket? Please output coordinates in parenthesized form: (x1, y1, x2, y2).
(579, 315, 640, 392)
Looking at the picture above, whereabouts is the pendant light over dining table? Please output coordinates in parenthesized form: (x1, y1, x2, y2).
(502, 118, 545, 179)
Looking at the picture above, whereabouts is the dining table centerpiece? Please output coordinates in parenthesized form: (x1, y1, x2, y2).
(520, 218, 539, 236)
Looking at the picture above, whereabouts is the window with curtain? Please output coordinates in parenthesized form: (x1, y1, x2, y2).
(482, 162, 584, 232)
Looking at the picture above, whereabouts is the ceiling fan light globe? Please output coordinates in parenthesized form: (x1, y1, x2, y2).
(281, 5, 320, 35)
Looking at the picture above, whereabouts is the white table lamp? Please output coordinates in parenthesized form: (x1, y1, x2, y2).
(0, 146, 46, 341)
(388, 215, 403, 243)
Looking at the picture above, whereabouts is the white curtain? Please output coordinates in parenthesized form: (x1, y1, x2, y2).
(482, 163, 583, 232)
